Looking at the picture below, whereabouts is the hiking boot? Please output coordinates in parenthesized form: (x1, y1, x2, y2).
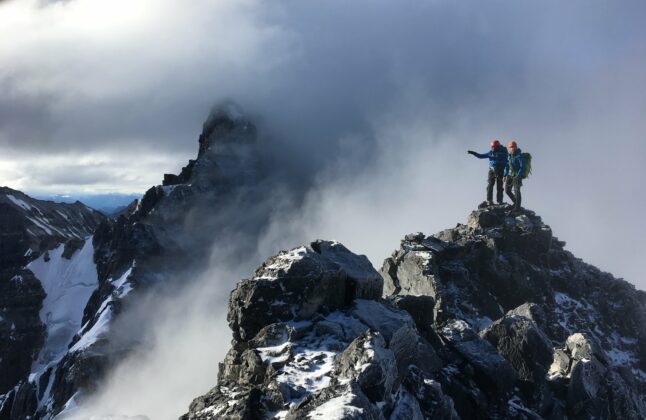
(486, 200, 494, 206)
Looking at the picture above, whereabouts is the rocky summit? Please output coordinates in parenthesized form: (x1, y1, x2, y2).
(183, 205, 646, 420)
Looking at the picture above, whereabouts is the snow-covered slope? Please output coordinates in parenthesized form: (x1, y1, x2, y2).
(0, 190, 106, 418)
(0, 187, 104, 265)
(28, 238, 99, 373)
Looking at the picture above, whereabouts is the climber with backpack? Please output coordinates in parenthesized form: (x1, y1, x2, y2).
(467, 140, 508, 206)
(504, 140, 532, 211)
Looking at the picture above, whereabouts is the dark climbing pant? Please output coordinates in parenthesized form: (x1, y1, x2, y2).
(505, 176, 522, 209)
(487, 168, 505, 203)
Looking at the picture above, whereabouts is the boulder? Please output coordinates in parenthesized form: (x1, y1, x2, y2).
(350, 299, 416, 343)
(389, 387, 424, 420)
(286, 383, 385, 420)
(389, 324, 442, 383)
(380, 246, 439, 297)
(442, 320, 518, 395)
(480, 312, 553, 384)
(565, 333, 603, 363)
(334, 330, 397, 403)
(547, 348, 571, 379)
(567, 358, 607, 417)
(402, 366, 458, 420)
(228, 241, 382, 341)
(180, 386, 262, 420)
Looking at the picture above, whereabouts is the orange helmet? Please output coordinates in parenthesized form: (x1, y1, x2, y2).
(490, 140, 500, 148)
(507, 140, 517, 148)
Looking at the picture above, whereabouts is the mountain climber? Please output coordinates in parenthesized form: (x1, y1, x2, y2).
(467, 140, 508, 205)
(503, 140, 526, 211)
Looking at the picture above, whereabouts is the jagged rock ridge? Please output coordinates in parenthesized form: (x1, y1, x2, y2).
(0, 189, 105, 418)
(0, 105, 276, 419)
(184, 205, 646, 419)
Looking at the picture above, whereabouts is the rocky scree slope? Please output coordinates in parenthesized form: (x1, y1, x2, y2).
(184, 206, 646, 419)
(0, 106, 273, 419)
(0, 188, 105, 417)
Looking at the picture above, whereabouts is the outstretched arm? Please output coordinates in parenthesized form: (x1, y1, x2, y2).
(468, 151, 490, 159)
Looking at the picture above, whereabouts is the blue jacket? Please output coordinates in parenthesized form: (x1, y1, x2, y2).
(504, 148, 526, 177)
(472, 146, 508, 169)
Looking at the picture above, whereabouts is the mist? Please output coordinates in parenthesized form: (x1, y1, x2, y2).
(2, 0, 645, 418)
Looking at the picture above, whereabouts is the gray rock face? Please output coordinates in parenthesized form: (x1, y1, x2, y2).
(480, 307, 553, 384)
(1, 106, 282, 419)
(0, 270, 45, 395)
(401, 366, 458, 420)
(381, 205, 646, 419)
(228, 241, 382, 341)
(442, 320, 518, 395)
(183, 242, 447, 420)
(285, 383, 385, 420)
(0, 187, 105, 268)
(334, 331, 397, 402)
(184, 205, 646, 420)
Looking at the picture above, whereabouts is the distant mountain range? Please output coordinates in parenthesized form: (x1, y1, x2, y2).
(30, 193, 141, 216)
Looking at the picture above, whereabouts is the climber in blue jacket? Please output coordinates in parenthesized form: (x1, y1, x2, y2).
(467, 140, 508, 205)
(503, 140, 526, 211)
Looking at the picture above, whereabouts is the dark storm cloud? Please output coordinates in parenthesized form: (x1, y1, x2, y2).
(17, 2, 645, 417)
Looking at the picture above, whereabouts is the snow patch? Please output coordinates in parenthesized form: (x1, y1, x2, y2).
(307, 391, 363, 418)
(553, 292, 598, 334)
(6, 194, 33, 210)
(56, 210, 70, 220)
(606, 348, 636, 366)
(255, 246, 308, 280)
(69, 266, 134, 352)
(29, 238, 99, 372)
(27, 216, 54, 235)
(257, 312, 368, 415)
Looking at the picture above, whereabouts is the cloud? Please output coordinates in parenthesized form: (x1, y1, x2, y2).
(0, 0, 295, 156)
(2, 1, 646, 418)
(63, 264, 238, 420)
(0, 151, 181, 194)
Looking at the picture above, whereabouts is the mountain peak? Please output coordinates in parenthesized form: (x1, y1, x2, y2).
(160, 104, 259, 193)
(198, 102, 256, 157)
(184, 206, 646, 419)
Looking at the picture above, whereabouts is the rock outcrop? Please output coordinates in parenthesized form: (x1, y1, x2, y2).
(184, 205, 646, 419)
(0, 189, 105, 418)
(0, 187, 104, 269)
(183, 240, 450, 420)
(0, 105, 274, 419)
